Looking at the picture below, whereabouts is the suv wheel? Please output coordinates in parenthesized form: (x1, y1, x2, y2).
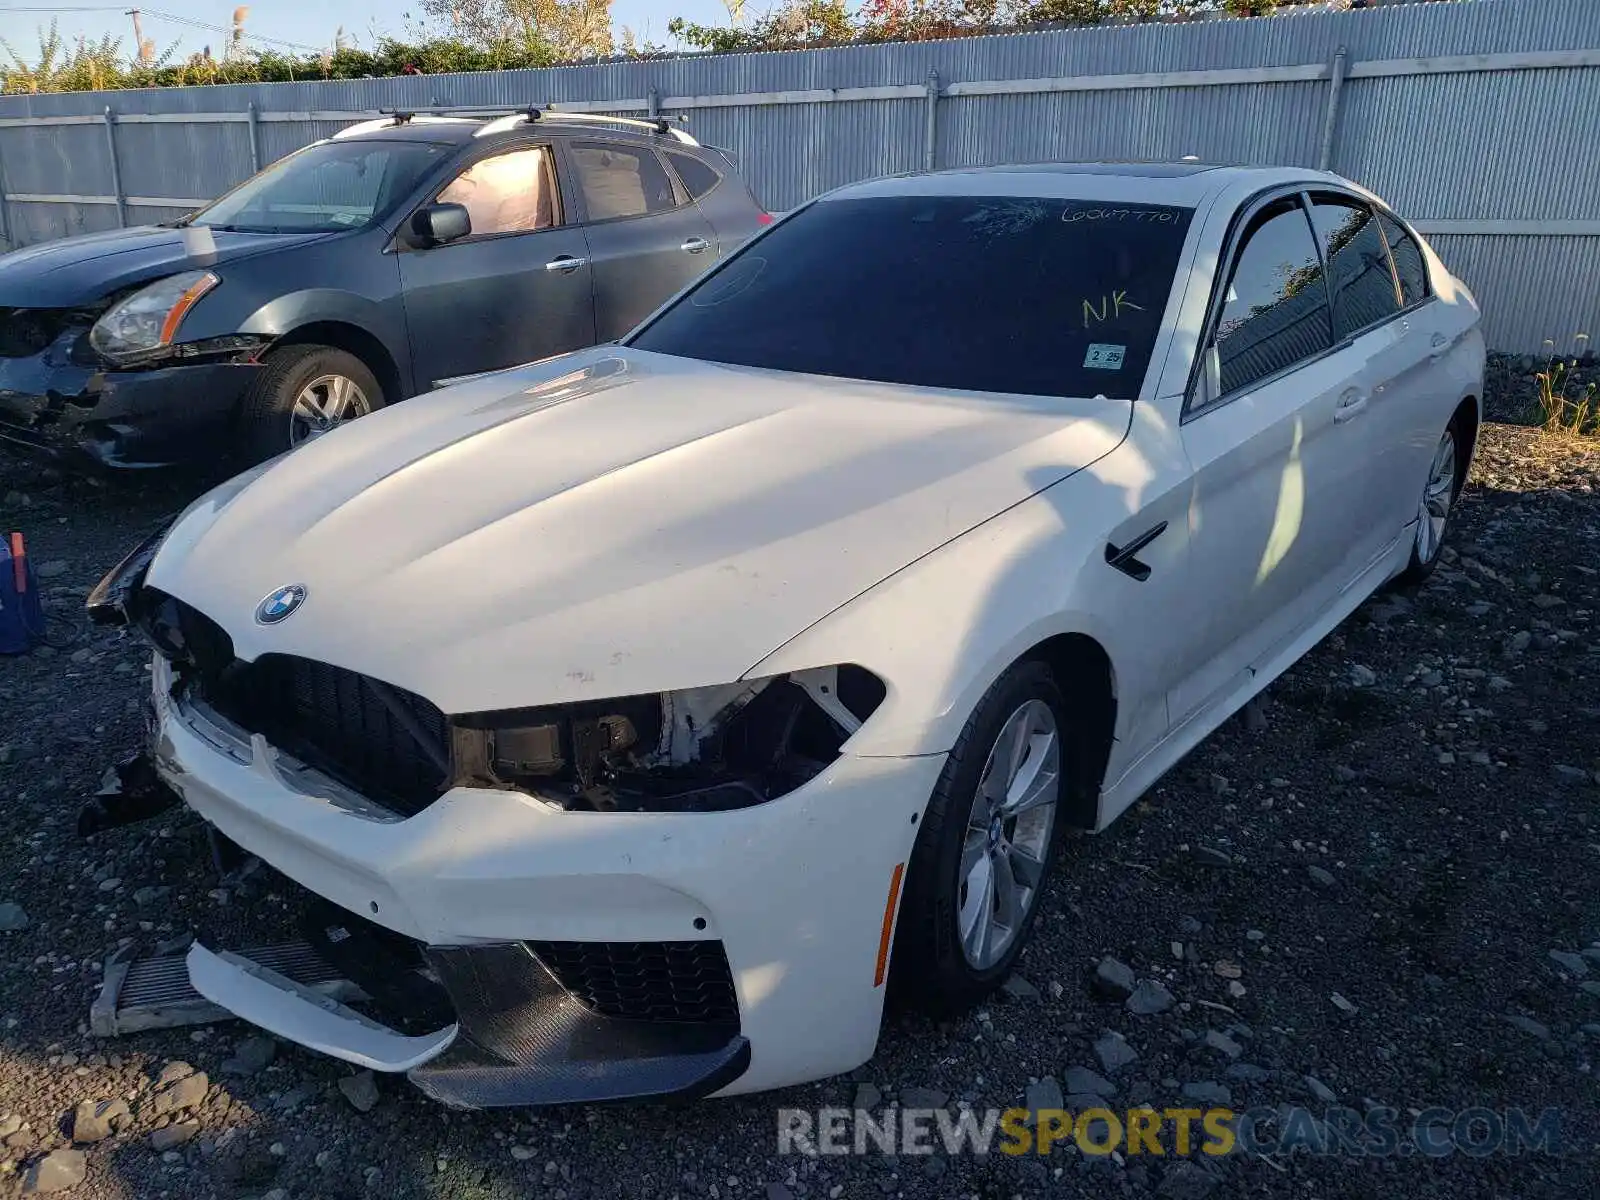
(236, 344, 383, 464)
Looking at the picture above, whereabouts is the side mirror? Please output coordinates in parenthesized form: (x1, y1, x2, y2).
(1192, 343, 1223, 410)
(410, 202, 471, 247)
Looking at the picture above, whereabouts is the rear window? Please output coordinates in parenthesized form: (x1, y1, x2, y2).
(570, 142, 679, 221)
(667, 151, 721, 201)
(629, 195, 1193, 400)
(1377, 212, 1430, 306)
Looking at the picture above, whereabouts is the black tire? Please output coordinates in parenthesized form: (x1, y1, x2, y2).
(1392, 413, 1466, 589)
(889, 660, 1075, 1016)
(235, 344, 384, 466)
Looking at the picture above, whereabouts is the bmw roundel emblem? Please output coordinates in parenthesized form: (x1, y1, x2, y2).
(255, 584, 307, 625)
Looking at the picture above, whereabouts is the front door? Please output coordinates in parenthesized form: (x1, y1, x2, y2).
(1170, 195, 1372, 726)
(565, 139, 720, 341)
(398, 141, 596, 390)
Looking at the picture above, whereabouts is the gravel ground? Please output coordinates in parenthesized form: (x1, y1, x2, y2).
(1484, 350, 1599, 425)
(1, 422, 1598, 1200)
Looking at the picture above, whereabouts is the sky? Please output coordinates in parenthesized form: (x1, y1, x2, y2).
(0, 0, 736, 59)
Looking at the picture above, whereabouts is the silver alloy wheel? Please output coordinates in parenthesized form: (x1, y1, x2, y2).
(957, 698, 1061, 970)
(289, 374, 370, 446)
(1415, 429, 1457, 564)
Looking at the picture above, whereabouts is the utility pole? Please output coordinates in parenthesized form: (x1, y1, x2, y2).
(125, 9, 149, 65)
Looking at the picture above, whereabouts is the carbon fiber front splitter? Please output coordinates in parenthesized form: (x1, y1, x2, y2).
(188, 932, 750, 1108)
(411, 942, 750, 1108)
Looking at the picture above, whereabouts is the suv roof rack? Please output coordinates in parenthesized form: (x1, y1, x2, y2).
(332, 112, 479, 139)
(471, 105, 700, 146)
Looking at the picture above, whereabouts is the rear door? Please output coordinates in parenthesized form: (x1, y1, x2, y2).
(398, 140, 596, 390)
(662, 147, 767, 255)
(1305, 193, 1418, 571)
(1373, 211, 1470, 528)
(564, 138, 719, 341)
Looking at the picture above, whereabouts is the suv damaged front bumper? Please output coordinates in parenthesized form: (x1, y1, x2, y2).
(0, 317, 262, 467)
(149, 656, 943, 1105)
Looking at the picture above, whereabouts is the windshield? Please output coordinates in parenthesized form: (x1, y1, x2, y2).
(629, 194, 1194, 400)
(189, 139, 451, 234)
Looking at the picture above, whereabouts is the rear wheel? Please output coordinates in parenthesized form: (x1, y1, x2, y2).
(235, 344, 383, 465)
(1394, 416, 1465, 587)
(890, 661, 1072, 1015)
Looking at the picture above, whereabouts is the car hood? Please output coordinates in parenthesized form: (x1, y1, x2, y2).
(0, 225, 336, 308)
(147, 348, 1131, 714)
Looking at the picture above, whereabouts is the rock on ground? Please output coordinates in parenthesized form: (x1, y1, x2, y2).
(1091, 956, 1136, 1000)
(338, 1070, 380, 1113)
(142, 1071, 208, 1119)
(148, 1122, 199, 1152)
(1126, 979, 1176, 1015)
(70, 1099, 129, 1145)
(1093, 1030, 1139, 1073)
(220, 1036, 277, 1076)
(24, 1149, 86, 1194)
(1024, 1077, 1064, 1123)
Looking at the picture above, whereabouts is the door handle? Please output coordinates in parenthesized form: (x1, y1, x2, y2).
(1333, 387, 1368, 424)
(680, 237, 710, 254)
(544, 255, 587, 273)
(1428, 331, 1451, 361)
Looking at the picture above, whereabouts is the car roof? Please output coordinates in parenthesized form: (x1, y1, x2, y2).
(824, 162, 1357, 208)
(333, 115, 696, 150)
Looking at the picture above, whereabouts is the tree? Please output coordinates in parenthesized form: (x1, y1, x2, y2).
(416, 0, 614, 59)
(1, 21, 129, 93)
(668, 0, 1353, 53)
(670, 0, 852, 52)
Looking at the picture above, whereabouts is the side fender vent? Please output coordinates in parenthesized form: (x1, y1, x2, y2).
(1105, 521, 1168, 583)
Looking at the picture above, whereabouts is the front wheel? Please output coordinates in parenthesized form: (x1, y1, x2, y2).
(235, 344, 383, 465)
(889, 660, 1072, 1015)
(1393, 417, 1465, 587)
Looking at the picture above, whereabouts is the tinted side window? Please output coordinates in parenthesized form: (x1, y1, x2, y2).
(1214, 200, 1332, 397)
(1309, 197, 1402, 339)
(1377, 212, 1429, 306)
(667, 152, 721, 201)
(570, 142, 679, 221)
(436, 145, 558, 237)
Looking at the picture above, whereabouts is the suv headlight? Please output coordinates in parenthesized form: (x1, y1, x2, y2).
(452, 666, 886, 814)
(90, 270, 219, 363)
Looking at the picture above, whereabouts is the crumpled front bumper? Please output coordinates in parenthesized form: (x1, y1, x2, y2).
(149, 657, 944, 1103)
(187, 940, 754, 1107)
(0, 330, 258, 467)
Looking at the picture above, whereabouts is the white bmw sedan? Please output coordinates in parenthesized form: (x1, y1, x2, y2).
(92, 162, 1483, 1107)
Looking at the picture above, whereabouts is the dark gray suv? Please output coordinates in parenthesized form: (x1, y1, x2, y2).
(0, 109, 770, 467)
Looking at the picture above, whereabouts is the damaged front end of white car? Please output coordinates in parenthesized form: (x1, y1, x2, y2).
(85, 523, 895, 1107)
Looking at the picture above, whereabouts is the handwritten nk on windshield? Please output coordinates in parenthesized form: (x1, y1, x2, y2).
(1083, 292, 1145, 329)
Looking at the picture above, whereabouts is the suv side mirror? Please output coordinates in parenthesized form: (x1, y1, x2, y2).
(1192, 343, 1223, 410)
(410, 202, 471, 247)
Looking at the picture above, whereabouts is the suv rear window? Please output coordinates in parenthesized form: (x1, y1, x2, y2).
(570, 142, 678, 221)
(629, 195, 1192, 400)
(666, 151, 721, 201)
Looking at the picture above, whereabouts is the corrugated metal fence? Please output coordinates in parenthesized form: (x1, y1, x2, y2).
(1, 0, 1597, 352)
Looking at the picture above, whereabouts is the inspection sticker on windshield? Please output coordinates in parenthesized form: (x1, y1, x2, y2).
(1084, 343, 1126, 370)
